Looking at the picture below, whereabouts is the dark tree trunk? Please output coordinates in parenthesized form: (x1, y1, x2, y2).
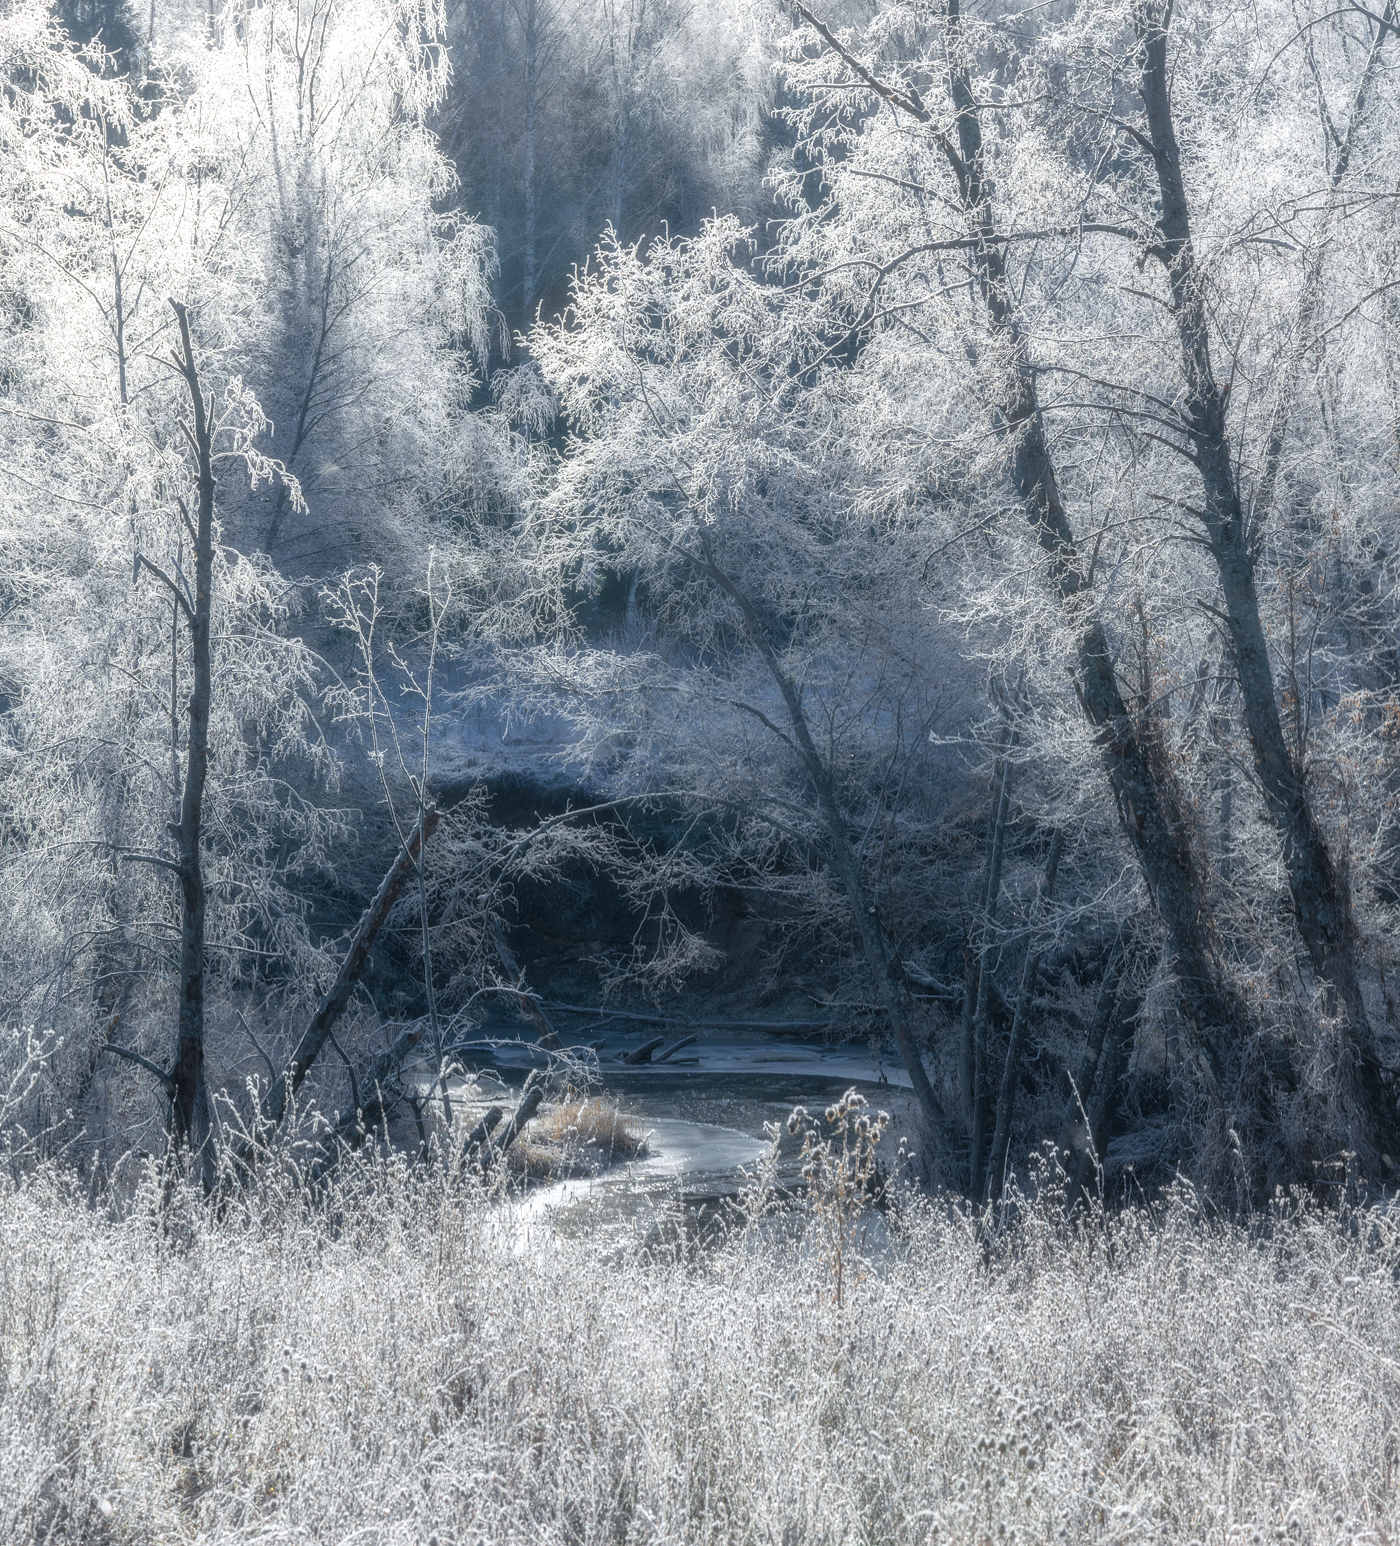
(969, 733, 1015, 1187)
(985, 827, 1064, 1202)
(259, 803, 443, 1132)
(169, 301, 217, 1195)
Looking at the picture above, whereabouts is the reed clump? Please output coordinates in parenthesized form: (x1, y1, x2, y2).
(510, 1093, 648, 1179)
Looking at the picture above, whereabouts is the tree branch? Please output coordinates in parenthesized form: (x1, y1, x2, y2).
(133, 553, 196, 625)
(101, 1043, 177, 1100)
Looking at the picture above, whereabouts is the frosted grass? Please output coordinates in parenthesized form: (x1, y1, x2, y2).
(2, 1155, 1397, 1544)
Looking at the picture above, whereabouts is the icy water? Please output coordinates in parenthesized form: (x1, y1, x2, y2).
(449, 1027, 911, 1247)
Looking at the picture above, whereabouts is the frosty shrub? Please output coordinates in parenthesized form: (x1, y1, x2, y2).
(3, 1154, 1399, 1544)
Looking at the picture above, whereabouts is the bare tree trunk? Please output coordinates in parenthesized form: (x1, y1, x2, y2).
(169, 301, 217, 1196)
(984, 827, 1064, 1202)
(969, 736, 1015, 1186)
(960, 717, 1012, 1125)
(693, 532, 947, 1137)
(1134, 3, 1397, 1164)
(522, 0, 537, 311)
(957, 938, 976, 1127)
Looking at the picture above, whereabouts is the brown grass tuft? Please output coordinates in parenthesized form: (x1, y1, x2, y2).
(510, 1094, 648, 1178)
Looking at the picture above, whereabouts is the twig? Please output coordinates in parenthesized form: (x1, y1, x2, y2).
(235, 1010, 278, 1086)
(326, 1029, 360, 1115)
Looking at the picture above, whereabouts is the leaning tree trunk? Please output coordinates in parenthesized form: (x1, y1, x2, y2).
(692, 531, 948, 1138)
(1134, 3, 1398, 1166)
(257, 803, 443, 1134)
(169, 301, 217, 1196)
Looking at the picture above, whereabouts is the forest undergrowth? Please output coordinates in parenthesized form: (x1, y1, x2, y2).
(3, 1142, 1398, 1546)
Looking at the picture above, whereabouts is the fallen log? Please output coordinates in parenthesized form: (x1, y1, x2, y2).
(655, 1035, 697, 1062)
(623, 1037, 666, 1065)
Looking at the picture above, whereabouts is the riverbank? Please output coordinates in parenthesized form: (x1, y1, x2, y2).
(400, 1029, 929, 1237)
(3, 1157, 1395, 1544)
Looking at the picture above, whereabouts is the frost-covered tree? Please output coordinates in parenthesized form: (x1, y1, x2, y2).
(442, 0, 777, 326)
(199, 0, 496, 566)
(763, 0, 1400, 1179)
(528, 220, 1016, 1137)
(0, 0, 501, 1173)
(520, 0, 1400, 1188)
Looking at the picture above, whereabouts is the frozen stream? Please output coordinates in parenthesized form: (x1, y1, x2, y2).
(441, 1028, 913, 1248)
